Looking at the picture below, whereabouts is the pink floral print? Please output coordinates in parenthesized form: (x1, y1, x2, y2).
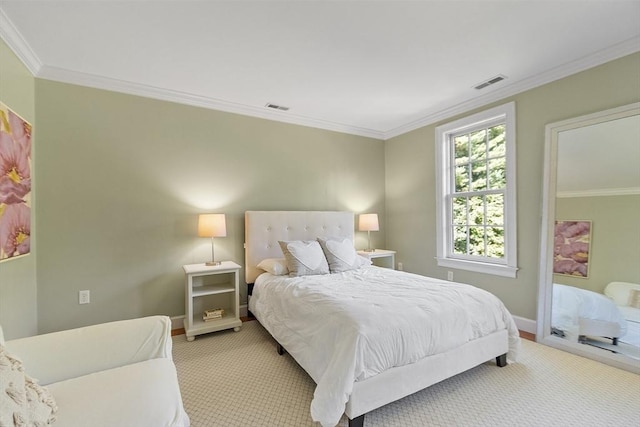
(553, 221, 591, 277)
(0, 103, 32, 260)
(0, 203, 30, 257)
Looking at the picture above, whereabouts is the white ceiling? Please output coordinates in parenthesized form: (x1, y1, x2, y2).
(1, 0, 639, 139)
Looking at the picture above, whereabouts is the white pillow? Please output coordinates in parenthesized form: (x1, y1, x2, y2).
(257, 258, 289, 276)
(317, 237, 370, 273)
(0, 344, 58, 426)
(279, 240, 329, 276)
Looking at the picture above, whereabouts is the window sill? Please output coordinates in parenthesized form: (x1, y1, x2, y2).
(436, 257, 518, 278)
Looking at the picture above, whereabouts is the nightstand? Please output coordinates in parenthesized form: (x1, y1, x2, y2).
(357, 249, 396, 269)
(183, 261, 242, 341)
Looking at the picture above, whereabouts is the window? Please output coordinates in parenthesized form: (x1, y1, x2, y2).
(435, 102, 517, 277)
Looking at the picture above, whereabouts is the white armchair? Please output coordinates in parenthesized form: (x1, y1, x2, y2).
(604, 281, 640, 307)
(2, 316, 190, 427)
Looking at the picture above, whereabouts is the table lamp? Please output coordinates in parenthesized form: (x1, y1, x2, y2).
(198, 213, 226, 266)
(358, 213, 379, 252)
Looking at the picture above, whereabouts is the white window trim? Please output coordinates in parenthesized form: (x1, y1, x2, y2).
(435, 102, 518, 278)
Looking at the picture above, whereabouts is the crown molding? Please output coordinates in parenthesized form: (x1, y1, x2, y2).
(557, 187, 640, 198)
(36, 65, 385, 140)
(0, 8, 42, 75)
(383, 37, 640, 140)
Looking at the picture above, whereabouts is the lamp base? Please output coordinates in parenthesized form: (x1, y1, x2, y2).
(205, 261, 222, 266)
(362, 248, 375, 252)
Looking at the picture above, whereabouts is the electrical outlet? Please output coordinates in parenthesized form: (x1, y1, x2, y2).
(447, 271, 454, 281)
(79, 290, 90, 304)
(397, 262, 403, 271)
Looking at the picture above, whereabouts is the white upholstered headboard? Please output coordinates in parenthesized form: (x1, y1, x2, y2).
(244, 211, 355, 283)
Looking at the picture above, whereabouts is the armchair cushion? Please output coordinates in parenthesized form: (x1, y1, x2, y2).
(46, 358, 188, 427)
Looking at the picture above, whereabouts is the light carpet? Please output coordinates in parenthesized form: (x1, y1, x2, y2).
(172, 320, 640, 427)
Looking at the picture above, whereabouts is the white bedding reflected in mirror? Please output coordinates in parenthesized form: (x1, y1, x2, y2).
(537, 103, 640, 373)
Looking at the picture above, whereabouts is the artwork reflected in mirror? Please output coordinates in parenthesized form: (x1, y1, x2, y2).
(553, 220, 591, 278)
(549, 112, 640, 362)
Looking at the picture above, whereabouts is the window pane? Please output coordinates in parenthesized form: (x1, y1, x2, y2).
(468, 195, 484, 225)
(488, 157, 506, 189)
(455, 165, 469, 192)
(471, 161, 487, 191)
(454, 134, 469, 164)
(486, 227, 505, 258)
(470, 129, 487, 162)
(453, 226, 468, 255)
(469, 226, 485, 256)
(485, 194, 504, 225)
(452, 197, 467, 225)
(488, 124, 505, 157)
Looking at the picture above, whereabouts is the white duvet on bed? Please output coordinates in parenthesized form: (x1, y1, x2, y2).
(552, 283, 627, 341)
(249, 266, 520, 427)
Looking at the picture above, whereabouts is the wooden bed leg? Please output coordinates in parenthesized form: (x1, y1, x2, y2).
(276, 343, 286, 355)
(348, 414, 365, 427)
(496, 353, 507, 367)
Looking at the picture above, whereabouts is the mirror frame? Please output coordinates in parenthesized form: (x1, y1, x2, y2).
(537, 102, 640, 373)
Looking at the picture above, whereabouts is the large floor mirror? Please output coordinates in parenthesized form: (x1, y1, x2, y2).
(537, 102, 640, 373)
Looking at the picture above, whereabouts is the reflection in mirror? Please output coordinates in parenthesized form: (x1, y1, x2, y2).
(538, 103, 640, 373)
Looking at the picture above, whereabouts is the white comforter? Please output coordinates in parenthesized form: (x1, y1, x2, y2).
(249, 266, 520, 427)
(552, 283, 627, 341)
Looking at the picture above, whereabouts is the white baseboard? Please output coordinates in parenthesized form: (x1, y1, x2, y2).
(512, 315, 536, 334)
(170, 315, 185, 331)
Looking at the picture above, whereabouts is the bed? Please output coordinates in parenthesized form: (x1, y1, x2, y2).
(245, 211, 520, 427)
(551, 283, 627, 344)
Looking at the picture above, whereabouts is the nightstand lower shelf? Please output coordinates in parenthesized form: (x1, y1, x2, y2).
(184, 315, 242, 341)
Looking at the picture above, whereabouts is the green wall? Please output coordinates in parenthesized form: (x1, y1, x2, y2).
(34, 81, 385, 333)
(0, 39, 37, 339)
(2, 34, 639, 335)
(555, 195, 640, 293)
(385, 52, 640, 320)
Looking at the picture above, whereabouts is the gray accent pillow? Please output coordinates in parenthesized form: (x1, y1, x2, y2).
(278, 240, 330, 276)
(317, 237, 367, 273)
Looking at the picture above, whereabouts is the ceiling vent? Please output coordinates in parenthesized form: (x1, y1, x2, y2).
(265, 103, 290, 111)
(474, 74, 507, 90)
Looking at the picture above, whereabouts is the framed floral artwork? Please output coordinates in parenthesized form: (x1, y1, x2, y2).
(553, 220, 592, 278)
(0, 102, 32, 262)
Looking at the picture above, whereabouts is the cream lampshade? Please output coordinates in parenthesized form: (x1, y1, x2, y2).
(358, 213, 379, 252)
(198, 213, 227, 266)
